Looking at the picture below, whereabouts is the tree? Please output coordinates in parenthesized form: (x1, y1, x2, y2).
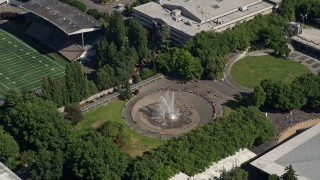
(86, 9, 100, 19)
(98, 121, 130, 147)
(96, 64, 117, 90)
(65, 103, 83, 124)
(155, 23, 171, 49)
(2, 89, 23, 108)
(30, 149, 64, 180)
(282, 165, 298, 180)
(268, 174, 281, 180)
(128, 19, 149, 61)
(1, 92, 72, 151)
(65, 62, 90, 104)
(140, 68, 154, 80)
(219, 167, 248, 180)
(252, 85, 266, 107)
(0, 127, 20, 169)
(107, 11, 128, 50)
(121, 81, 132, 100)
(88, 80, 98, 95)
(68, 132, 130, 179)
(171, 48, 203, 79)
(67, 0, 87, 12)
(203, 56, 228, 79)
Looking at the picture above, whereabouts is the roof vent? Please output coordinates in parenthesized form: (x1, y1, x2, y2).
(239, 6, 247, 11)
(212, 5, 220, 9)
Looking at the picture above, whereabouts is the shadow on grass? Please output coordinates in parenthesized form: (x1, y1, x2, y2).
(222, 99, 243, 116)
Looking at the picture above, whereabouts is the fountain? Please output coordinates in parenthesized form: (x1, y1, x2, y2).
(153, 91, 180, 121)
(127, 89, 215, 137)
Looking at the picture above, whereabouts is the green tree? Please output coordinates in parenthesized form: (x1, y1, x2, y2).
(252, 85, 266, 107)
(140, 68, 154, 80)
(98, 121, 130, 147)
(155, 23, 171, 49)
(171, 48, 203, 79)
(68, 132, 130, 179)
(219, 167, 248, 180)
(128, 19, 149, 61)
(121, 81, 132, 100)
(30, 149, 64, 180)
(65, 103, 83, 125)
(0, 127, 20, 169)
(282, 165, 297, 180)
(65, 62, 90, 103)
(86, 9, 100, 19)
(68, 0, 87, 12)
(1, 92, 72, 151)
(107, 11, 128, 50)
(3, 89, 23, 108)
(269, 174, 281, 180)
(203, 56, 228, 79)
(88, 80, 98, 95)
(96, 64, 117, 90)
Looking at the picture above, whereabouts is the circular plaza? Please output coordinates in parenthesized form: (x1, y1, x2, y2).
(124, 89, 216, 138)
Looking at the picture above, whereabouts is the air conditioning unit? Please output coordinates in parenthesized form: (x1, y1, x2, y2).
(239, 6, 247, 11)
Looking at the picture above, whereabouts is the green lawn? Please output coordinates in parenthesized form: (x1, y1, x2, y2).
(75, 100, 163, 158)
(231, 55, 311, 88)
(0, 28, 67, 95)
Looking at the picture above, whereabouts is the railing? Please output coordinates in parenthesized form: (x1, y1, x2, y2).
(80, 74, 164, 112)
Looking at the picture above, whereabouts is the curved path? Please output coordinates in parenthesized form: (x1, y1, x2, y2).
(223, 49, 317, 94)
(223, 52, 252, 93)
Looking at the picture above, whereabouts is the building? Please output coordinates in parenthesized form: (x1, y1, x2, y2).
(20, 0, 102, 61)
(170, 148, 256, 180)
(291, 27, 320, 58)
(0, 162, 21, 180)
(133, 0, 281, 46)
(251, 124, 320, 180)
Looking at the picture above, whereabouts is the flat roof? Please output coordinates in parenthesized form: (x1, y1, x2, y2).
(170, 149, 256, 180)
(161, 0, 262, 23)
(292, 28, 320, 51)
(134, 1, 273, 36)
(0, 162, 21, 180)
(20, 0, 101, 35)
(251, 124, 320, 180)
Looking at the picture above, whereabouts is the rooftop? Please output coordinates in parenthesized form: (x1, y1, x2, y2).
(251, 124, 320, 180)
(292, 27, 320, 50)
(20, 0, 101, 35)
(170, 148, 256, 180)
(161, 0, 262, 23)
(0, 162, 21, 180)
(134, 1, 273, 36)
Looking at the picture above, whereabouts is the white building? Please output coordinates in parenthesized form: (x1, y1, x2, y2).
(0, 162, 21, 180)
(170, 148, 256, 180)
(133, 0, 281, 46)
(251, 124, 320, 180)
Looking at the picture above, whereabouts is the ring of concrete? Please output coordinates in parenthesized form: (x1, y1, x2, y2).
(124, 89, 216, 138)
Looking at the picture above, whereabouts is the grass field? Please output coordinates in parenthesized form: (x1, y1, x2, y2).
(75, 100, 163, 158)
(231, 55, 311, 88)
(0, 28, 67, 95)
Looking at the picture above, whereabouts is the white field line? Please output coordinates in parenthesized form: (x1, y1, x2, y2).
(1, 29, 65, 69)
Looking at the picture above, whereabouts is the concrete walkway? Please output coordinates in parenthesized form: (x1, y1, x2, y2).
(288, 51, 320, 75)
(223, 52, 253, 93)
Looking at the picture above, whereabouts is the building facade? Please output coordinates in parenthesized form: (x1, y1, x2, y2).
(133, 0, 281, 46)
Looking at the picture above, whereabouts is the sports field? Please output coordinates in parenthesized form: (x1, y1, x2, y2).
(0, 29, 66, 95)
(231, 55, 311, 88)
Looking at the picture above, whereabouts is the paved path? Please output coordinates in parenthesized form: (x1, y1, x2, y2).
(223, 52, 253, 93)
(288, 51, 320, 75)
(123, 76, 241, 138)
